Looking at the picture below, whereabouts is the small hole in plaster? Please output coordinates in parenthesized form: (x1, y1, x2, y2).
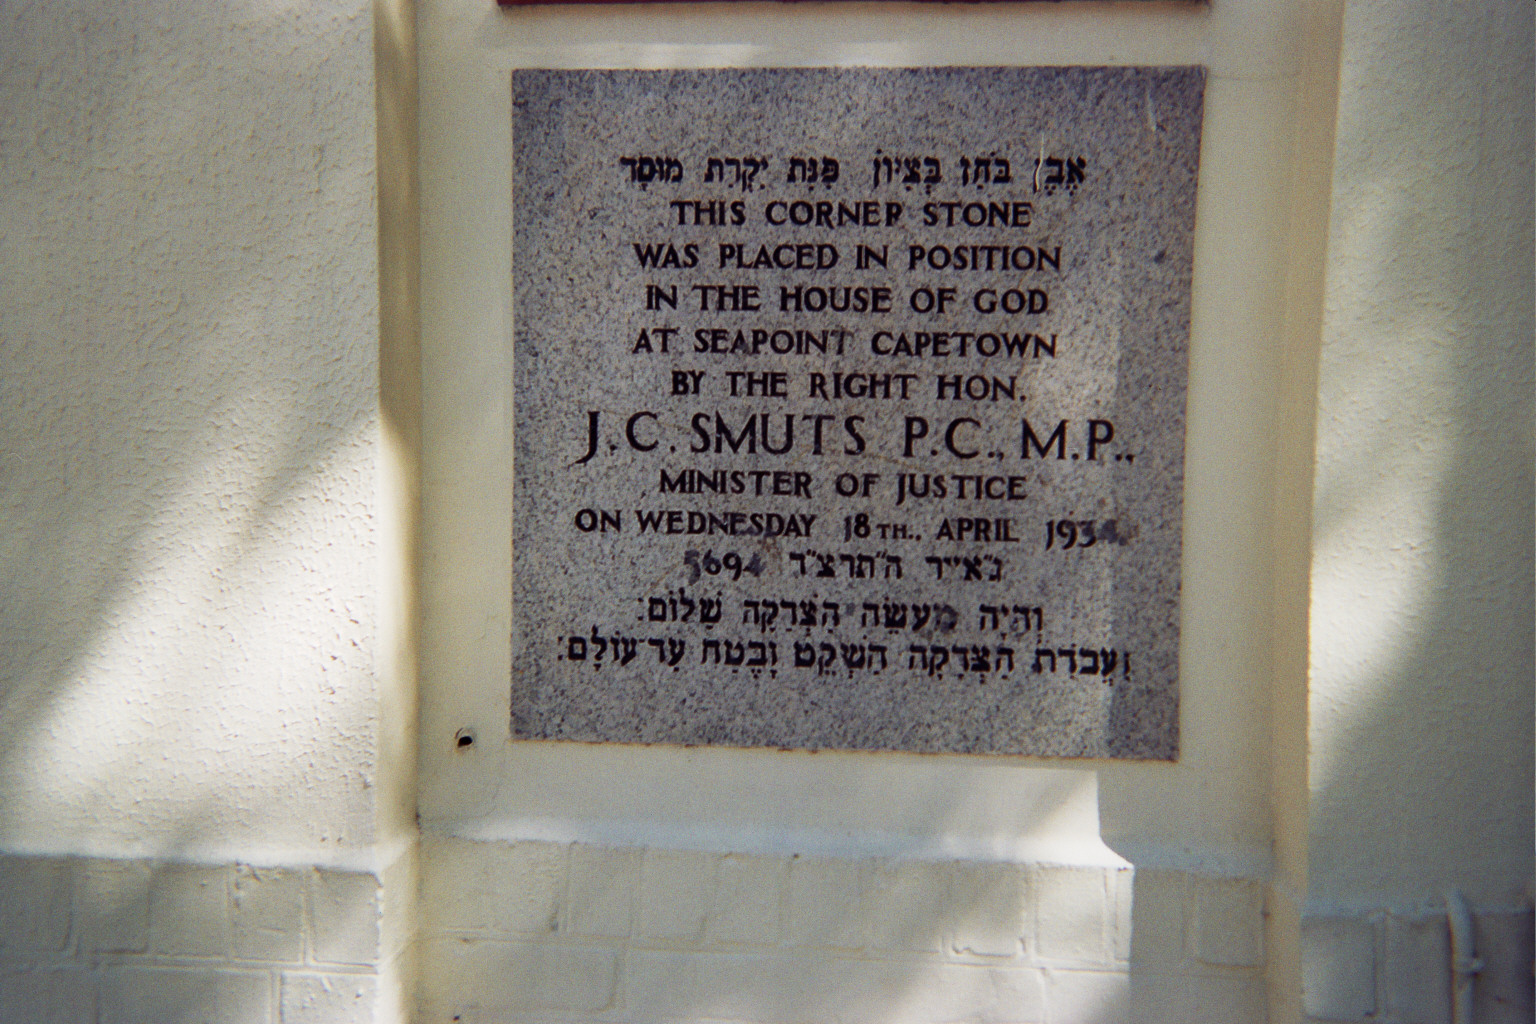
(454, 728, 476, 750)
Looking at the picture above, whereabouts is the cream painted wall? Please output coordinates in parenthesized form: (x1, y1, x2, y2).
(1308, 0, 1534, 910)
(0, 0, 1528, 1018)
(0, 0, 388, 868)
(415, 0, 1329, 878)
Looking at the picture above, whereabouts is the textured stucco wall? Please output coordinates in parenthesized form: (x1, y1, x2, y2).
(0, 0, 383, 864)
(0, 2, 409, 1018)
(1309, 0, 1534, 910)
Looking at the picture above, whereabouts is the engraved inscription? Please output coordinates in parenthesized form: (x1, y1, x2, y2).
(513, 67, 1204, 759)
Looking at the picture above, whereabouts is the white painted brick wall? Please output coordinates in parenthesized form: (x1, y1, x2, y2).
(1111, 866, 1135, 964)
(0, 966, 99, 1024)
(0, 852, 384, 1024)
(1045, 968, 1129, 1024)
(637, 848, 716, 942)
(233, 867, 306, 964)
(1302, 916, 1378, 1020)
(310, 868, 383, 967)
(421, 937, 619, 1015)
(565, 844, 640, 938)
(78, 860, 152, 956)
(707, 853, 784, 946)
(864, 859, 952, 954)
(418, 836, 1272, 1024)
(280, 973, 380, 1024)
(102, 967, 273, 1024)
(1383, 912, 1450, 1024)
(948, 861, 1030, 959)
(1124, 869, 1188, 968)
(623, 952, 1030, 1024)
(1035, 866, 1112, 965)
(1473, 908, 1536, 1023)
(0, 857, 73, 956)
(784, 854, 864, 950)
(1301, 905, 1535, 1024)
(1131, 973, 1268, 1022)
(416, 837, 1534, 1024)
(149, 865, 232, 959)
(1192, 876, 1265, 968)
(423, 838, 565, 937)
(13, 843, 1521, 1022)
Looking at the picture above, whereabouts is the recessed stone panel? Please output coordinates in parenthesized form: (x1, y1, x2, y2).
(512, 67, 1203, 758)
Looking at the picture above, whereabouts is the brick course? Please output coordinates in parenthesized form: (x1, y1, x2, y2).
(417, 837, 1275, 1024)
(5, 845, 1526, 1024)
(0, 852, 380, 1024)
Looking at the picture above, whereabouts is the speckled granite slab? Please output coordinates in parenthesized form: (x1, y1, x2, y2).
(512, 67, 1203, 759)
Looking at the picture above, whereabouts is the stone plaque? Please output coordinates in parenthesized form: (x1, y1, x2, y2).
(512, 67, 1203, 759)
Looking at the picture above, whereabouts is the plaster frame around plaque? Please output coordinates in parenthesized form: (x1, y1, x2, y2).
(511, 66, 1203, 761)
(495, 1, 1181, 6)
